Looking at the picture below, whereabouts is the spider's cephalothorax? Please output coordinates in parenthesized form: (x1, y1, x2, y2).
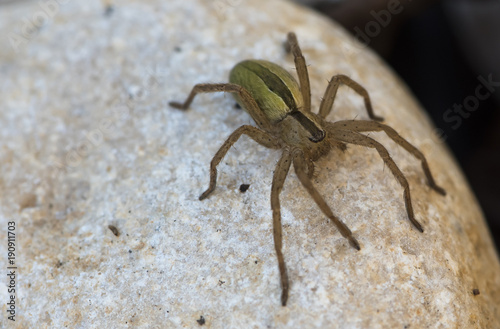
(169, 32, 446, 306)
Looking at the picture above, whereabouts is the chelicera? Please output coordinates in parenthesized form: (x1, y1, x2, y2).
(170, 32, 446, 306)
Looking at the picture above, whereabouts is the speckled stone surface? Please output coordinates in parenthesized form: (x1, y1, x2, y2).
(0, 0, 499, 328)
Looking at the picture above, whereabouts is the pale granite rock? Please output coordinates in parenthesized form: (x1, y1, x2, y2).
(0, 0, 498, 328)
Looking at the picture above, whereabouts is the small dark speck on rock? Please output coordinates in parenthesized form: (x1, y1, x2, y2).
(108, 225, 119, 236)
(197, 315, 205, 325)
(174, 46, 182, 52)
(234, 103, 242, 109)
(104, 5, 114, 16)
(239, 184, 250, 192)
(473, 288, 480, 296)
(128, 250, 132, 254)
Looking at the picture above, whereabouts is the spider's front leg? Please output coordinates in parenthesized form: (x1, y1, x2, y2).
(197, 125, 281, 200)
(318, 75, 384, 122)
(286, 32, 311, 113)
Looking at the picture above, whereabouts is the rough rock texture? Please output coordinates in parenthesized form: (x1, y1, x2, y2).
(0, 0, 499, 328)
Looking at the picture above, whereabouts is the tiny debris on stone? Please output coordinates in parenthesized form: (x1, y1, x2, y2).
(108, 225, 119, 236)
(239, 184, 250, 192)
(104, 5, 114, 16)
(197, 315, 205, 325)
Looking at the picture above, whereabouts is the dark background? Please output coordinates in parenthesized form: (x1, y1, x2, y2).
(311, 0, 500, 250)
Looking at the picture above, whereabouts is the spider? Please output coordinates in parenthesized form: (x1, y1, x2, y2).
(169, 32, 446, 306)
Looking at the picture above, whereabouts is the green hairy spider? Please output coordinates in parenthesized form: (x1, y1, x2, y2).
(170, 32, 446, 306)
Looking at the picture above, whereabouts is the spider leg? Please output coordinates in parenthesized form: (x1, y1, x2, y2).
(271, 150, 293, 306)
(318, 75, 384, 121)
(292, 149, 361, 250)
(199, 125, 281, 200)
(329, 129, 424, 232)
(331, 120, 446, 195)
(169, 83, 272, 131)
(306, 157, 315, 178)
(287, 32, 311, 113)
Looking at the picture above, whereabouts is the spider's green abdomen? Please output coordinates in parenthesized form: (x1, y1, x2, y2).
(229, 59, 304, 123)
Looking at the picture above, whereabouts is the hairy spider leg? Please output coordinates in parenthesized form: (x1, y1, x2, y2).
(292, 149, 361, 249)
(331, 120, 446, 195)
(329, 129, 425, 232)
(197, 125, 280, 200)
(319, 75, 384, 122)
(271, 150, 293, 306)
(286, 32, 311, 113)
(169, 83, 273, 132)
